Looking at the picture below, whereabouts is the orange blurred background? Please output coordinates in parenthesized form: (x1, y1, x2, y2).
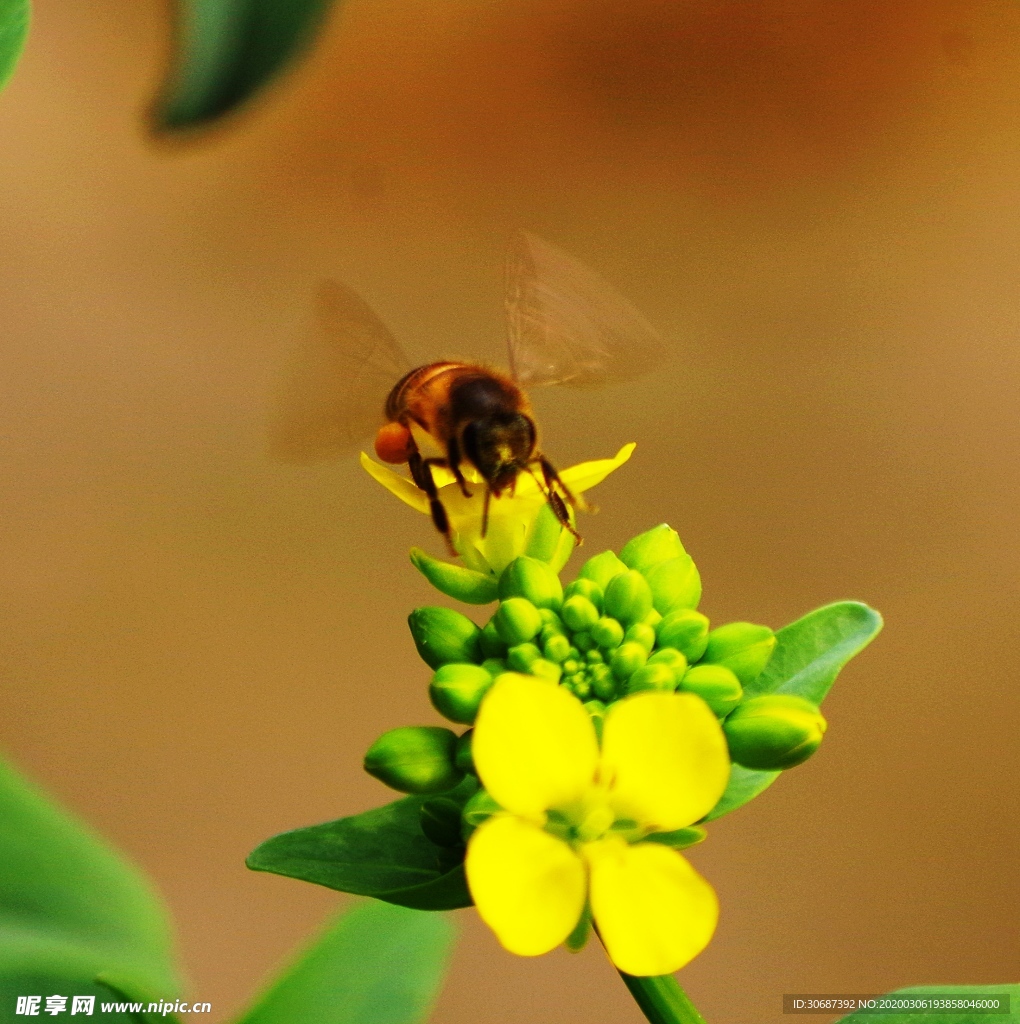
(1, 1, 1018, 1021)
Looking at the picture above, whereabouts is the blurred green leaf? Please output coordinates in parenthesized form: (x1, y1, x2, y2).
(247, 795, 474, 911)
(153, 0, 334, 130)
(705, 601, 882, 821)
(234, 900, 455, 1024)
(0, 754, 180, 1020)
(0, 0, 29, 92)
(835, 985, 1019, 1024)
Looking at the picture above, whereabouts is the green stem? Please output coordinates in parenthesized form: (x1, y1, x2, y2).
(618, 972, 708, 1024)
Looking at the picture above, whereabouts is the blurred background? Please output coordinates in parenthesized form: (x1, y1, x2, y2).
(2, 0, 1019, 1020)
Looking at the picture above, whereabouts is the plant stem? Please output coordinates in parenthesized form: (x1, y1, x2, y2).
(618, 972, 708, 1024)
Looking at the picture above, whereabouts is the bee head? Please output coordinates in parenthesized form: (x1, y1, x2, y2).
(462, 412, 536, 494)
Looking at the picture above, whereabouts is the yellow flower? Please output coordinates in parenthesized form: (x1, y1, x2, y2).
(465, 673, 730, 976)
(360, 444, 635, 576)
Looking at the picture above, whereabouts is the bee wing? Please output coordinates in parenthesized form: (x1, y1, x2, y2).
(504, 231, 667, 388)
(270, 280, 408, 462)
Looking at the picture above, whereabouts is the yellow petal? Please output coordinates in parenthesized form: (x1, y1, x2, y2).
(467, 814, 587, 957)
(559, 443, 636, 495)
(359, 452, 430, 514)
(601, 692, 730, 832)
(473, 673, 599, 820)
(585, 837, 718, 976)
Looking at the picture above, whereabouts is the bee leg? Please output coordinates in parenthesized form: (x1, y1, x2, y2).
(445, 437, 473, 499)
(532, 457, 582, 542)
(481, 487, 492, 539)
(407, 446, 458, 556)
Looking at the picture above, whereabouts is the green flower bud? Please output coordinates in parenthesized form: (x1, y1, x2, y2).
(493, 597, 543, 646)
(645, 555, 702, 614)
(643, 608, 663, 630)
(543, 632, 572, 663)
(479, 619, 507, 659)
(455, 729, 475, 774)
(679, 664, 742, 718)
(647, 648, 689, 675)
(429, 663, 494, 724)
(571, 677, 592, 700)
(561, 594, 600, 632)
(507, 642, 543, 673)
(592, 616, 625, 650)
(723, 695, 827, 770)
(590, 663, 617, 702)
(563, 578, 604, 614)
(604, 570, 654, 625)
(461, 787, 501, 840)
(626, 663, 677, 694)
(657, 609, 711, 663)
(611, 640, 648, 680)
(410, 548, 498, 605)
(529, 658, 563, 683)
(585, 648, 604, 664)
(624, 622, 656, 654)
(408, 607, 482, 670)
(573, 630, 596, 652)
(498, 556, 564, 611)
(419, 796, 465, 847)
(620, 524, 687, 574)
(703, 622, 777, 685)
(563, 658, 580, 675)
(578, 550, 629, 590)
(481, 657, 507, 677)
(364, 726, 463, 793)
(539, 608, 565, 631)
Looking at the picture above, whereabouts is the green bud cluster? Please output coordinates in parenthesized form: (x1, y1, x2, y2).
(366, 525, 826, 832)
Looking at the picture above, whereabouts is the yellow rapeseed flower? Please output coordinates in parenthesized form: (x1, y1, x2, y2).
(465, 673, 730, 976)
(360, 444, 635, 576)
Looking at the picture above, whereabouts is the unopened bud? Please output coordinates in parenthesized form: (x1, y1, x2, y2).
(626, 662, 678, 694)
(624, 622, 656, 654)
(590, 663, 617, 702)
(647, 648, 689, 676)
(507, 642, 543, 673)
(657, 609, 711, 663)
(620, 524, 687, 574)
(679, 664, 742, 718)
(498, 556, 564, 611)
(528, 658, 563, 683)
(578, 550, 629, 590)
(493, 597, 543, 646)
(645, 555, 702, 614)
(562, 594, 600, 632)
(364, 726, 463, 793)
(604, 570, 654, 625)
(563, 578, 605, 614)
(481, 656, 507, 677)
(543, 632, 572, 663)
(611, 640, 648, 680)
(429, 663, 494, 724)
(723, 694, 827, 770)
(410, 548, 498, 605)
(703, 622, 776, 685)
(592, 616, 625, 650)
(408, 607, 483, 670)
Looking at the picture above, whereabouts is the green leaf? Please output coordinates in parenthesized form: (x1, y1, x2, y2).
(234, 900, 455, 1024)
(0, 753, 181, 1018)
(153, 0, 334, 130)
(705, 601, 882, 821)
(247, 795, 474, 911)
(0, 0, 29, 92)
(834, 985, 1019, 1024)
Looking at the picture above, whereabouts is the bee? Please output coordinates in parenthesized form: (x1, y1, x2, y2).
(272, 232, 665, 552)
